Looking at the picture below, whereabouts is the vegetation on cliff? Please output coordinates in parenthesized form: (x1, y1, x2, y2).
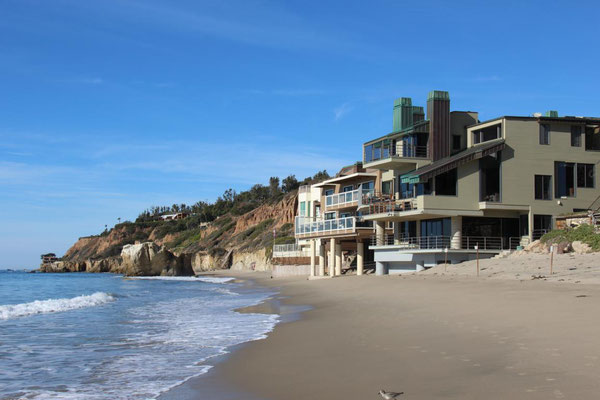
(61, 171, 329, 267)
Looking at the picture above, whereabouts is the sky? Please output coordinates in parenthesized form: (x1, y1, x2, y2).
(1, 0, 599, 268)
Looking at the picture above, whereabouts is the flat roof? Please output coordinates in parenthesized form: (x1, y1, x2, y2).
(468, 115, 600, 129)
(312, 172, 378, 187)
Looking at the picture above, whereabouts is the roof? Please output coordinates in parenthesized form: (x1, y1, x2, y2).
(312, 172, 378, 187)
(364, 120, 430, 145)
(468, 115, 600, 129)
(401, 138, 505, 184)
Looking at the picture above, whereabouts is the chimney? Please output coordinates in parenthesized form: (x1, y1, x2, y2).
(427, 90, 451, 161)
(545, 110, 559, 117)
(412, 106, 425, 123)
(393, 97, 414, 132)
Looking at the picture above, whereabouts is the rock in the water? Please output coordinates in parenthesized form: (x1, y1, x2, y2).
(121, 242, 193, 276)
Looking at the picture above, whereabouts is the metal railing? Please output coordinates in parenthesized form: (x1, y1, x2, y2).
(368, 235, 526, 251)
(325, 189, 360, 208)
(532, 229, 549, 240)
(298, 185, 311, 193)
(398, 143, 428, 158)
(295, 216, 356, 238)
(363, 198, 418, 215)
(273, 244, 311, 258)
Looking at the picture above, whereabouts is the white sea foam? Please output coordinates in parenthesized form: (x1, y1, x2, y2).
(0, 292, 115, 320)
(128, 276, 234, 283)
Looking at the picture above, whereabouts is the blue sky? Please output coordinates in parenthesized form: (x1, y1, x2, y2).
(1, 0, 599, 268)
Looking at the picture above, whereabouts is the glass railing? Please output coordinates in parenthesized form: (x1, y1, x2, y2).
(325, 189, 360, 208)
(295, 216, 356, 237)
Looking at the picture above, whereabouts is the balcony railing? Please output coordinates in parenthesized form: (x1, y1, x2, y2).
(295, 216, 356, 238)
(362, 198, 418, 215)
(364, 141, 429, 163)
(369, 235, 512, 251)
(273, 244, 311, 258)
(325, 189, 360, 209)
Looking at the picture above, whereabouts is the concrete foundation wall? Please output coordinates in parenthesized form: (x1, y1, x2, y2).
(272, 264, 310, 277)
(374, 248, 495, 273)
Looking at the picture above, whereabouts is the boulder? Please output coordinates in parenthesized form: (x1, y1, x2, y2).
(121, 242, 194, 276)
(524, 240, 549, 253)
(556, 240, 572, 254)
(572, 241, 593, 254)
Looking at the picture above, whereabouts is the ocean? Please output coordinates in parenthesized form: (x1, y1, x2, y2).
(0, 271, 279, 399)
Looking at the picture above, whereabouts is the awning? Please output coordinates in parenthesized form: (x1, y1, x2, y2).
(401, 138, 505, 184)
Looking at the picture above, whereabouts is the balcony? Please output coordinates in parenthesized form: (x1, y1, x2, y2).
(361, 194, 419, 218)
(272, 244, 311, 258)
(325, 189, 360, 210)
(295, 216, 374, 239)
(369, 235, 528, 251)
(364, 140, 430, 169)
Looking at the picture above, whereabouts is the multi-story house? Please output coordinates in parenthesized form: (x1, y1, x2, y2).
(294, 163, 389, 277)
(362, 91, 600, 274)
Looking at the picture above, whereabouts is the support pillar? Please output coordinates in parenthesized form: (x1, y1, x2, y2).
(318, 240, 325, 276)
(329, 238, 336, 276)
(376, 221, 385, 246)
(310, 240, 316, 277)
(357, 241, 364, 276)
(335, 244, 342, 276)
(393, 221, 401, 245)
(375, 261, 388, 275)
(416, 260, 425, 272)
(450, 216, 462, 249)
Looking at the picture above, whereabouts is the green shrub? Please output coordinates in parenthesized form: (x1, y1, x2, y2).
(541, 224, 600, 251)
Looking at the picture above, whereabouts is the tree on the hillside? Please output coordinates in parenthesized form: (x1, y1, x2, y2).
(282, 175, 299, 193)
(269, 176, 281, 198)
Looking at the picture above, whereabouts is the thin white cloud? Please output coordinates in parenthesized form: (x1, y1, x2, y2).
(334, 102, 353, 121)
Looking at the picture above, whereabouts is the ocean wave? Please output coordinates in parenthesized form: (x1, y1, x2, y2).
(127, 276, 234, 283)
(0, 292, 115, 320)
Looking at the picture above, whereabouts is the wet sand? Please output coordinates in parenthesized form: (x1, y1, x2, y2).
(165, 267, 600, 399)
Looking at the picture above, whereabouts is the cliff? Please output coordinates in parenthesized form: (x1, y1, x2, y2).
(43, 192, 298, 276)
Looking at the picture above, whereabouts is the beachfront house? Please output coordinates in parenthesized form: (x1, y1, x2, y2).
(293, 163, 392, 277)
(361, 91, 600, 274)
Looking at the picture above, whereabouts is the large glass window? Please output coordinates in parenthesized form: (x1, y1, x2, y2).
(585, 126, 600, 151)
(571, 126, 582, 147)
(539, 124, 550, 145)
(480, 153, 501, 202)
(381, 180, 392, 195)
(364, 145, 373, 163)
(435, 168, 457, 196)
(577, 163, 594, 188)
(534, 175, 552, 200)
(554, 161, 575, 197)
(420, 218, 451, 237)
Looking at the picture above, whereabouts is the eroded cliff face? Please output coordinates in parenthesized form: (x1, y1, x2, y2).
(43, 193, 297, 275)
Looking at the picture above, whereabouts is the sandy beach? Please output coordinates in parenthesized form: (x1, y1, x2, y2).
(172, 259, 600, 400)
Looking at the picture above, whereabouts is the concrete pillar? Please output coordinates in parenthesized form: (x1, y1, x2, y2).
(335, 244, 342, 276)
(393, 221, 401, 245)
(318, 240, 325, 276)
(528, 208, 534, 241)
(375, 261, 388, 275)
(450, 216, 462, 249)
(357, 241, 364, 276)
(416, 260, 425, 272)
(416, 220, 421, 238)
(309, 240, 316, 277)
(376, 221, 386, 246)
(329, 238, 336, 276)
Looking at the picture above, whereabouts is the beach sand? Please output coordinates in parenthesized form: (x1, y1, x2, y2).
(164, 254, 600, 399)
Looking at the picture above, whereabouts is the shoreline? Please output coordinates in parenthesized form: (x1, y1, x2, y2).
(165, 269, 600, 400)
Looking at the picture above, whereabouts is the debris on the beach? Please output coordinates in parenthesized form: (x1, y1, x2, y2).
(531, 274, 547, 280)
(576, 295, 589, 298)
(378, 389, 404, 399)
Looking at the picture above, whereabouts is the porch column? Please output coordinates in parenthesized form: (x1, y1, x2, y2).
(376, 221, 386, 246)
(357, 241, 364, 276)
(393, 221, 401, 245)
(450, 216, 462, 249)
(528, 208, 534, 241)
(376, 261, 388, 275)
(329, 238, 336, 276)
(309, 239, 316, 277)
(318, 240, 325, 276)
(335, 244, 342, 276)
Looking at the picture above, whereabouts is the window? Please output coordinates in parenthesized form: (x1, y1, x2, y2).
(342, 185, 354, 192)
(539, 124, 550, 145)
(452, 135, 461, 150)
(534, 175, 552, 200)
(585, 126, 600, 151)
(555, 161, 575, 197)
(577, 163, 594, 188)
(299, 201, 306, 216)
(324, 189, 334, 196)
(381, 180, 392, 195)
(324, 212, 336, 220)
(571, 126, 582, 147)
(364, 145, 373, 163)
(307, 201, 311, 217)
(435, 168, 457, 196)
